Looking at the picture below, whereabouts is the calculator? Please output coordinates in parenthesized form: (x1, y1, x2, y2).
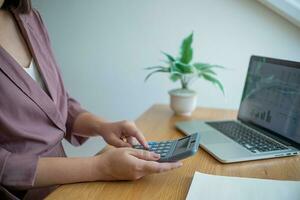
(133, 132, 200, 162)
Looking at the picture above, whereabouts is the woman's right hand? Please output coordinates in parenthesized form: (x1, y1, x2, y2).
(92, 148, 183, 181)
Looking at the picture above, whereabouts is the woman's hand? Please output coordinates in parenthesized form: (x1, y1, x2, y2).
(72, 113, 149, 148)
(34, 148, 182, 187)
(92, 148, 183, 181)
(96, 120, 149, 148)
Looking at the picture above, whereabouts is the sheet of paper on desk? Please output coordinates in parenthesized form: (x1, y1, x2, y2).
(186, 172, 300, 200)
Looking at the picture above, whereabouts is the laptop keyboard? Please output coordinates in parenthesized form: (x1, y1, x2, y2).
(206, 121, 288, 153)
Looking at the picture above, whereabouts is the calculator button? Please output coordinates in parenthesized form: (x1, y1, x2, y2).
(161, 153, 167, 157)
(162, 150, 169, 153)
(148, 142, 157, 145)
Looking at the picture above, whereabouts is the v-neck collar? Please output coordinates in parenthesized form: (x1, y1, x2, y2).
(0, 10, 66, 132)
(0, 45, 50, 93)
(9, 10, 54, 100)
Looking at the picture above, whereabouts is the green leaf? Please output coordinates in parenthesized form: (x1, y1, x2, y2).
(144, 69, 169, 82)
(194, 63, 212, 71)
(170, 73, 181, 82)
(180, 33, 193, 64)
(194, 63, 224, 71)
(175, 62, 193, 74)
(145, 66, 170, 71)
(202, 68, 217, 75)
(170, 63, 178, 73)
(162, 52, 176, 63)
(201, 73, 224, 94)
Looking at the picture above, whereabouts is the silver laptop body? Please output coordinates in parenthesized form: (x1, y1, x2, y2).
(176, 56, 300, 163)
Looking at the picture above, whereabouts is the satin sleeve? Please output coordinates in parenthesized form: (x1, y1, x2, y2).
(64, 94, 89, 146)
(0, 147, 39, 189)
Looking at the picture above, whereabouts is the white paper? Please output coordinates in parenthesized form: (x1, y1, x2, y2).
(186, 172, 300, 200)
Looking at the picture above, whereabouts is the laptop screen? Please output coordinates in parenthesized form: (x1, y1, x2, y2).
(238, 56, 300, 144)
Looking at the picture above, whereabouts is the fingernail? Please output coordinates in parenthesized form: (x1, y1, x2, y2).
(153, 152, 160, 158)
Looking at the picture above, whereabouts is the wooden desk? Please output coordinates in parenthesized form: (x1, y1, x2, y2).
(46, 104, 300, 200)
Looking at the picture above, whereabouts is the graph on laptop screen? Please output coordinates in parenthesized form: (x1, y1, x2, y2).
(238, 57, 300, 144)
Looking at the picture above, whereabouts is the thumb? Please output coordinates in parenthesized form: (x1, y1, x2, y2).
(129, 149, 160, 161)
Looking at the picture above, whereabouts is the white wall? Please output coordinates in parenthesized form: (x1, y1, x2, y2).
(32, 0, 300, 156)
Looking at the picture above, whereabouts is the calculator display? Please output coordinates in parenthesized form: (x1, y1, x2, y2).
(174, 138, 189, 154)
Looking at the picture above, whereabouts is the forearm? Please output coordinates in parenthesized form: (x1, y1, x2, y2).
(71, 112, 148, 148)
(33, 148, 182, 187)
(72, 112, 106, 137)
(34, 156, 98, 187)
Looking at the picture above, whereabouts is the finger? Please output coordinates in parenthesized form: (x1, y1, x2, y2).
(143, 161, 183, 173)
(123, 122, 149, 148)
(111, 137, 131, 148)
(129, 149, 160, 161)
(135, 132, 149, 149)
(120, 136, 133, 147)
(127, 136, 138, 145)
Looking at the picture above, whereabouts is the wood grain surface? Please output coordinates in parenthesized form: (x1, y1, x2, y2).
(45, 104, 300, 200)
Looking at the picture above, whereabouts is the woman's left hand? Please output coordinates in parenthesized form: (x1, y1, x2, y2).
(95, 120, 149, 148)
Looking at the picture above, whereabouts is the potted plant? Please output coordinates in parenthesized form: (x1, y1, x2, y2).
(145, 32, 224, 116)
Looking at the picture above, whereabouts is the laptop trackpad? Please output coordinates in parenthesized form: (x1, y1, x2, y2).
(201, 131, 231, 145)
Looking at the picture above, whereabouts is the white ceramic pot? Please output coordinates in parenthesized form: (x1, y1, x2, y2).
(168, 89, 197, 116)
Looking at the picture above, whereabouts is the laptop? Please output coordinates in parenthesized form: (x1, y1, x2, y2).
(176, 55, 300, 163)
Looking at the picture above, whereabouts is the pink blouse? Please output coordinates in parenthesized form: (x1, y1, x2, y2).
(0, 9, 87, 200)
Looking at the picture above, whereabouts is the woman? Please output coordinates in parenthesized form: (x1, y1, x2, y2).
(0, 0, 182, 199)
